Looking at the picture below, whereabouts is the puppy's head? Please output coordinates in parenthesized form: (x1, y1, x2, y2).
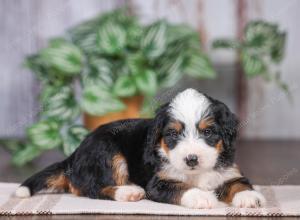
(151, 88, 238, 174)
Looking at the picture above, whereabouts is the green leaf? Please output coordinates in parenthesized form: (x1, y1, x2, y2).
(49, 37, 69, 47)
(184, 53, 216, 79)
(271, 32, 286, 63)
(166, 24, 196, 45)
(212, 39, 241, 49)
(142, 21, 167, 59)
(42, 86, 80, 122)
(68, 8, 133, 55)
(140, 96, 157, 117)
(127, 53, 145, 75)
(72, 32, 100, 55)
(158, 56, 184, 88)
(113, 75, 137, 97)
(41, 41, 83, 75)
(97, 21, 126, 54)
(244, 21, 278, 53)
(0, 140, 23, 153)
(24, 55, 51, 83)
(126, 21, 143, 48)
(241, 51, 266, 76)
(134, 70, 157, 96)
(163, 41, 186, 59)
(82, 58, 114, 87)
(40, 84, 61, 104)
(63, 125, 89, 156)
(12, 144, 41, 166)
(188, 34, 202, 51)
(81, 84, 125, 116)
(27, 120, 62, 150)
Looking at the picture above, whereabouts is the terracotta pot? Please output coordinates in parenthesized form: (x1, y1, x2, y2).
(83, 95, 144, 130)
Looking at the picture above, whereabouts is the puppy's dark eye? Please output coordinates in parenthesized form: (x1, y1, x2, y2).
(166, 129, 178, 138)
(203, 129, 212, 137)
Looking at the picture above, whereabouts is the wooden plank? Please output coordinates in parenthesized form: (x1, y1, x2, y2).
(0, 0, 39, 139)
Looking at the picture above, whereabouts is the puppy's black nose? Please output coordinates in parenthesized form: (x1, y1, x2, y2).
(185, 154, 198, 167)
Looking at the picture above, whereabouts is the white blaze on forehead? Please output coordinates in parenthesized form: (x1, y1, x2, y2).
(169, 88, 210, 128)
(166, 89, 217, 173)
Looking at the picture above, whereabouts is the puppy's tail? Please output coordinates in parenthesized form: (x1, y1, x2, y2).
(15, 160, 70, 198)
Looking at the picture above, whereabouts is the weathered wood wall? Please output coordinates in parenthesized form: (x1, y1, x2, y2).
(0, 0, 124, 138)
(1, 0, 299, 139)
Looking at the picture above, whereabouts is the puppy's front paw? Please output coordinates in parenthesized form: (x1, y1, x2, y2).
(181, 188, 218, 209)
(232, 190, 266, 208)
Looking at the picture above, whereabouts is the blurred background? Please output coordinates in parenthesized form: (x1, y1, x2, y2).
(0, 0, 299, 185)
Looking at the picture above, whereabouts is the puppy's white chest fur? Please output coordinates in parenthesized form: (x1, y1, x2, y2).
(161, 164, 241, 191)
(188, 167, 242, 190)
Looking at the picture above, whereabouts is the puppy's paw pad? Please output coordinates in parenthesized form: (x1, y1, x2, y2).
(115, 185, 145, 202)
(232, 190, 266, 208)
(181, 188, 218, 209)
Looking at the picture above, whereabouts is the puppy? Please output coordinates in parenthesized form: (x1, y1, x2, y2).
(15, 88, 265, 209)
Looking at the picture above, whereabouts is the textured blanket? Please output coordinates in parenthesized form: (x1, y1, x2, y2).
(0, 183, 299, 216)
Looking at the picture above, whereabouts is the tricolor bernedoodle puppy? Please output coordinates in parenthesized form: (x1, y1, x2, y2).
(16, 88, 265, 209)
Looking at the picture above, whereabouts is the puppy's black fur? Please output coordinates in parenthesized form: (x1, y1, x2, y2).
(17, 90, 258, 207)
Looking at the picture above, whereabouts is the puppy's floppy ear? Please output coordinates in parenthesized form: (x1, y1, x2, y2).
(147, 102, 170, 147)
(211, 100, 239, 147)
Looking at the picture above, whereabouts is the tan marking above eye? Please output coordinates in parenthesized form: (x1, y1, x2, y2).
(199, 117, 214, 130)
(168, 121, 183, 132)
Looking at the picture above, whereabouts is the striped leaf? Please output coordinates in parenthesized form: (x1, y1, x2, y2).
(244, 21, 278, 53)
(42, 86, 80, 122)
(41, 41, 83, 75)
(82, 58, 113, 87)
(27, 120, 62, 150)
(113, 75, 137, 97)
(271, 32, 286, 63)
(134, 70, 157, 96)
(241, 51, 266, 76)
(73, 33, 100, 54)
(25, 55, 50, 83)
(63, 125, 89, 156)
(12, 144, 41, 166)
(212, 39, 241, 49)
(158, 56, 184, 88)
(127, 53, 145, 75)
(166, 24, 196, 45)
(142, 21, 167, 59)
(185, 53, 216, 79)
(127, 21, 143, 48)
(81, 84, 125, 116)
(97, 22, 126, 54)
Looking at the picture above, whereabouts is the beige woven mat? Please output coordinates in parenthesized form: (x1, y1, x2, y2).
(1, 183, 299, 216)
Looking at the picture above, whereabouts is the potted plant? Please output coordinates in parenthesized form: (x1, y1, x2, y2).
(9, 8, 215, 165)
(2, 9, 288, 166)
(212, 21, 289, 129)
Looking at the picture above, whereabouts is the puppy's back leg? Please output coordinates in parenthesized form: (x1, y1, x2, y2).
(100, 185, 145, 202)
(99, 152, 145, 201)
